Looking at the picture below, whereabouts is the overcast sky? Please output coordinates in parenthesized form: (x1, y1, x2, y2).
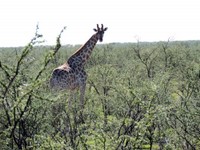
(0, 0, 199, 47)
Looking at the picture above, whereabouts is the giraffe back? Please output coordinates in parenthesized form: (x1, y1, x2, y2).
(50, 63, 76, 90)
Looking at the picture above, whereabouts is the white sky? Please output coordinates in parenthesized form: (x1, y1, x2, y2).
(0, 0, 200, 47)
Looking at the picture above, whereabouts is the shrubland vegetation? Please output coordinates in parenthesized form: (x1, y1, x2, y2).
(0, 27, 200, 149)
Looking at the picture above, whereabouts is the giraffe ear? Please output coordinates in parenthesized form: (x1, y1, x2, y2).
(93, 28, 98, 32)
(104, 27, 108, 31)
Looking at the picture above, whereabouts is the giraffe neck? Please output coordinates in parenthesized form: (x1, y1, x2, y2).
(67, 34, 98, 68)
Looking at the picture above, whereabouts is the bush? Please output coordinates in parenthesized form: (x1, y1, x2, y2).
(0, 27, 200, 150)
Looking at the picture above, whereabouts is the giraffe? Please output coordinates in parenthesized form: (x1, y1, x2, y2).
(50, 24, 108, 108)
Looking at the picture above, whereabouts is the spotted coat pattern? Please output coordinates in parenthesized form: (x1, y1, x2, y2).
(50, 24, 107, 107)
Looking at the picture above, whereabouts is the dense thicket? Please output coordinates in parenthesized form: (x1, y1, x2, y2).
(0, 34, 200, 149)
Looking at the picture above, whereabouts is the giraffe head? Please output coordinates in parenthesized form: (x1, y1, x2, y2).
(93, 24, 108, 42)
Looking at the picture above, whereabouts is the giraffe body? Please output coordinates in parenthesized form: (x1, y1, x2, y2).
(50, 63, 76, 90)
(50, 24, 107, 108)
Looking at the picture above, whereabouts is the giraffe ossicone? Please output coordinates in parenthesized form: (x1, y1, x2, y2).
(50, 24, 108, 108)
